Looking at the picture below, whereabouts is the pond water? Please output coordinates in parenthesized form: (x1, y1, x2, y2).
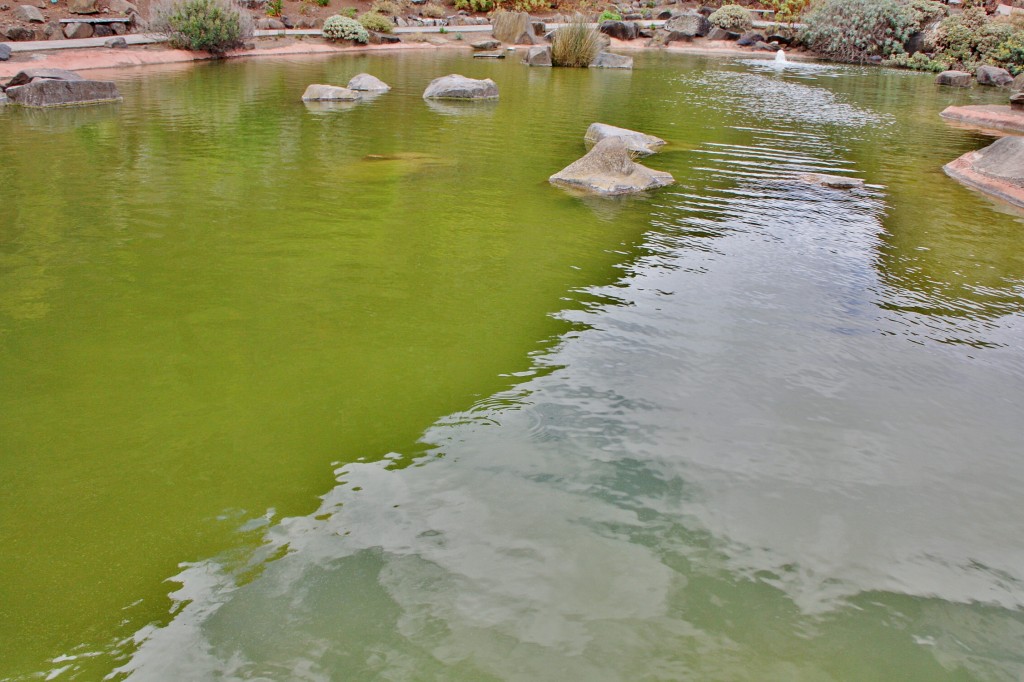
(2, 49, 1024, 681)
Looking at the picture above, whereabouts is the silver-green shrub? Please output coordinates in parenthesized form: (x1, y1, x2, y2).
(323, 14, 370, 42)
(153, 0, 253, 53)
(801, 0, 919, 62)
(358, 11, 393, 33)
(708, 4, 752, 33)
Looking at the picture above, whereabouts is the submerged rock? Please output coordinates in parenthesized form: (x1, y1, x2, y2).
(473, 50, 506, 58)
(4, 79, 122, 107)
(523, 45, 551, 67)
(936, 70, 972, 87)
(584, 122, 665, 157)
(549, 137, 674, 195)
(346, 73, 390, 91)
(422, 74, 498, 99)
(470, 38, 500, 50)
(798, 173, 865, 189)
(590, 51, 633, 69)
(944, 135, 1024, 208)
(300, 84, 362, 101)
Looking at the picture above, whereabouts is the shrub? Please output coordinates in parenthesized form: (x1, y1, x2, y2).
(340, 6, 357, 16)
(370, 0, 403, 15)
(510, 0, 549, 11)
(154, 0, 253, 53)
(599, 9, 621, 21)
(453, 0, 493, 11)
(420, 1, 445, 17)
(908, 0, 945, 25)
(762, 0, 811, 24)
(882, 50, 948, 70)
(989, 31, 1024, 74)
(265, 0, 282, 15)
(358, 11, 393, 32)
(551, 16, 602, 67)
(323, 13, 370, 41)
(311, 0, 330, 6)
(801, 0, 918, 62)
(708, 4, 751, 32)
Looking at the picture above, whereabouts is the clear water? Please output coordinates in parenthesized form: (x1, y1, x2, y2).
(1, 50, 1023, 681)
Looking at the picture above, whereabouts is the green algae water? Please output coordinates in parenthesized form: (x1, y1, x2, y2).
(2, 50, 1024, 680)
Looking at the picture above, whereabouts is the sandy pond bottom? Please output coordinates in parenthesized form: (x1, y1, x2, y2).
(2, 51, 1024, 681)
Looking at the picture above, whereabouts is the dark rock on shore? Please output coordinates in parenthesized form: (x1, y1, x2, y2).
(599, 20, 637, 41)
(736, 31, 764, 46)
(0, 44, 11, 61)
(4, 25, 34, 40)
(5, 68, 84, 88)
(470, 38, 500, 50)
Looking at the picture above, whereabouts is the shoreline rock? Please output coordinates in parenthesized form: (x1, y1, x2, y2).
(940, 104, 1024, 134)
(944, 136, 1024, 209)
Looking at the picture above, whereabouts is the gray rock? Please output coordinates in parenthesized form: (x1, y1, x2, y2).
(663, 11, 709, 38)
(63, 22, 94, 39)
(4, 25, 34, 40)
(523, 44, 551, 66)
(1010, 91, 1024, 110)
(110, 21, 127, 34)
(656, 8, 672, 18)
(966, 135, 1024, 187)
(492, 10, 530, 43)
(104, 36, 127, 48)
(5, 68, 83, 87)
(107, 0, 138, 13)
(798, 173, 864, 189)
(4, 79, 121, 106)
(296, 17, 318, 28)
(44, 20, 64, 39)
(13, 4, 44, 22)
(66, 0, 98, 13)
(0, 91, 8, 105)
(706, 26, 731, 40)
(1012, 73, 1024, 92)
(599, 20, 637, 41)
(347, 73, 390, 91)
(93, 24, 114, 37)
(300, 84, 362, 101)
(736, 30, 763, 46)
(368, 31, 400, 43)
(584, 122, 665, 157)
(590, 51, 633, 68)
(977, 65, 1013, 87)
(256, 17, 285, 29)
(752, 41, 775, 51)
(0, 44, 11, 61)
(936, 70, 972, 87)
(470, 38, 500, 50)
(473, 50, 505, 58)
(549, 137, 674, 195)
(422, 74, 498, 99)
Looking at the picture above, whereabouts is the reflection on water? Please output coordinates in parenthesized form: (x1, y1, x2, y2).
(3, 52, 1024, 681)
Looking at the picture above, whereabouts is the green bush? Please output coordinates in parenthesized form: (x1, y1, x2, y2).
(708, 4, 752, 32)
(599, 9, 621, 22)
(155, 0, 253, 53)
(358, 11, 393, 32)
(340, 6, 357, 17)
(370, 0, 403, 15)
(551, 16, 602, 67)
(801, 0, 918, 62)
(323, 14, 370, 41)
(882, 50, 948, 70)
(453, 0, 493, 11)
(420, 1, 445, 17)
(312, 0, 330, 6)
(265, 0, 282, 15)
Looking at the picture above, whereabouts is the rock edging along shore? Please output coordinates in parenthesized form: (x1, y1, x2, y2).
(944, 136, 1024, 209)
(940, 104, 1024, 135)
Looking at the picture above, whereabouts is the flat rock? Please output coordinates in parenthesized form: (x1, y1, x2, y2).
(523, 44, 551, 67)
(4, 79, 121, 106)
(472, 50, 505, 58)
(940, 104, 1024, 134)
(300, 84, 361, 101)
(346, 73, 390, 91)
(976, 64, 1013, 87)
(549, 137, 674, 195)
(944, 135, 1024, 208)
(590, 51, 633, 69)
(5, 68, 83, 88)
(104, 36, 127, 48)
(13, 4, 44, 22)
(798, 173, 864, 189)
(470, 38, 500, 50)
(107, 0, 138, 13)
(936, 70, 972, 87)
(422, 74, 498, 99)
(66, 0, 98, 13)
(584, 122, 665, 157)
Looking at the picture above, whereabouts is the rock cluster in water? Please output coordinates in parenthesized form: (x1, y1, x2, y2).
(550, 126, 674, 195)
(1, 68, 121, 107)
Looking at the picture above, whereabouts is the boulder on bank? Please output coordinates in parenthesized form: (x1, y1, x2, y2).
(4, 79, 122, 107)
(599, 20, 637, 41)
(549, 137, 674, 195)
(523, 45, 551, 66)
(664, 11, 710, 38)
(347, 73, 390, 91)
(977, 65, 1013, 87)
(64, 22, 94, 39)
(422, 74, 498, 99)
(936, 70, 972, 87)
(736, 31, 764, 46)
(944, 135, 1024, 208)
(13, 5, 45, 22)
(301, 84, 361, 101)
(590, 51, 633, 69)
(584, 122, 665, 157)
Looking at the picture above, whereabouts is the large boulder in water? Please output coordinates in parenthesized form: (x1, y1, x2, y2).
(422, 74, 498, 99)
(523, 45, 552, 67)
(936, 70, 972, 87)
(4, 79, 122, 107)
(590, 51, 633, 69)
(549, 137, 674, 195)
(944, 135, 1024, 208)
(346, 73, 390, 91)
(301, 84, 361, 101)
(977, 65, 1013, 87)
(584, 122, 665, 157)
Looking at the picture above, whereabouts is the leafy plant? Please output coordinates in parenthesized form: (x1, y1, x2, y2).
(266, 0, 282, 16)
(420, 1, 445, 17)
(708, 4, 751, 32)
(598, 9, 621, 21)
(322, 13, 370, 41)
(358, 10, 393, 32)
(439, 25, 448, 33)
(762, 0, 811, 24)
(370, 0, 403, 15)
(800, 0, 918, 63)
(312, 0, 330, 7)
(341, 6, 357, 17)
(154, 0, 253, 53)
(551, 15, 602, 67)
(454, 31, 463, 39)
(882, 50, 948, 70)
(453, 0, 493, 11)
(509, 0, 549, 11)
